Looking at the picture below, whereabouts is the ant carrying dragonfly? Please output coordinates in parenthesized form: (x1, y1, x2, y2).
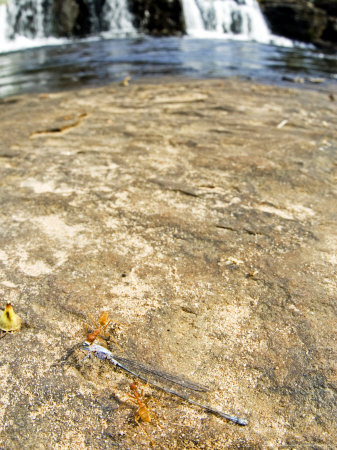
(127, 381, 161, 446)
(84, 311, 124, 351)
(82, 341, 248, 426)
(55, 310, 248, 427)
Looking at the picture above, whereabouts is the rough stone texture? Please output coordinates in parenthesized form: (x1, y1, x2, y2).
(315, 0, 337, 44)
(52, 0, 81, 37)
(259, 0, 337, 49)
(259, 0, 326, 41)
(0, 79, 336, 449)
(51, 0, 108, 37)
(127, 0, 185, 36)
(50, 0, 185, 37)
(9, 0, 336, 46)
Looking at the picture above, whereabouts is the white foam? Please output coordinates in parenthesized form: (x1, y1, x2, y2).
(0, 0, 298, 54)
(103, 0, 135, 34)
(0, 35, 68, 54)
(181, 0, 294, 47)
(0, 0, 137, 54)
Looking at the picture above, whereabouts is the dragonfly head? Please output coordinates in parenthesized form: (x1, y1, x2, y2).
(82, 341, 91, 350)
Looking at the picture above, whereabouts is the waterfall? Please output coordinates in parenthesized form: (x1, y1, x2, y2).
(181, 0, 272, 42)
(0, 4, 7, 48)
(0, 0, 56, 52)
(0, 0, 135, 53)
(0, 0, 55, 41)
(0, 0, 61, 52)
(102, 0, 135, 35)
(0, 0, 290, 54)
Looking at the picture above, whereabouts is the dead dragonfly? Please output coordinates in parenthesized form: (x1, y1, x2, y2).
(82, 341, 248, 426)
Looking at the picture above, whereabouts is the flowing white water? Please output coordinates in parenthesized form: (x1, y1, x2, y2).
(0, 0, 135, 54)
(0, 0, 292, 54)
(181, 0, 291, 45)
(0, 5, 7, 47)
(0, 1, 65, 53)
(102, 0, 136, 36)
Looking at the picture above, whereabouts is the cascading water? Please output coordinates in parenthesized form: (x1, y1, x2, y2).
(0, 0, 291, 53)
(102, 0, 135, 35)
(0, 0, 135, 53)
(0, 0, 53, 48)
(0, 1, 57, 52)
(181, 0, 272, 43)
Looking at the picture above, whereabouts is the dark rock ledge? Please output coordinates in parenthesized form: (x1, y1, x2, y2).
(0, 79, 336, 448)
(259, 0, 337, 50)
(52, 0, 185, 37)
(51, 0, 336, 48)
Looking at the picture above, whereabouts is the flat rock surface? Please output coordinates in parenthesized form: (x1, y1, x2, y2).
(0, 79, 336, 449)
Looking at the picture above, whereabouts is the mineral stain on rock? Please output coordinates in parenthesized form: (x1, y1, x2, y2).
(0, 79, 336, 448)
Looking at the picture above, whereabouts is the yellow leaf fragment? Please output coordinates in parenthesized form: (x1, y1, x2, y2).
(0, 303, 22, 332)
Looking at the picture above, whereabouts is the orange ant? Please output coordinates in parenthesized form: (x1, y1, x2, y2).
(84, 311, 123, 351)
(127, 381, 161, 446)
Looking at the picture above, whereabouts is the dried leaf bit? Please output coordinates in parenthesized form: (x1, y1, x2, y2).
(0, 302, 22, 332)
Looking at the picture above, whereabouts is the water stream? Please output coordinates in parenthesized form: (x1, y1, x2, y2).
(181, 0, 271, 42)
(0, 0, 285, 51)
(0, 1, 335, 98)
